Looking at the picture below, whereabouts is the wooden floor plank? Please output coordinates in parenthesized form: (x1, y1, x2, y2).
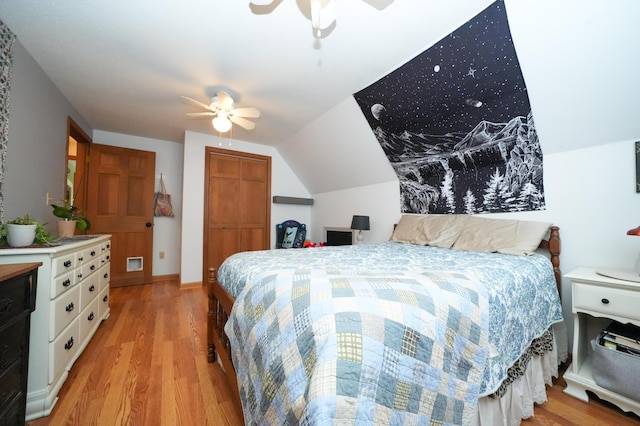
(27, 280, 639, 425)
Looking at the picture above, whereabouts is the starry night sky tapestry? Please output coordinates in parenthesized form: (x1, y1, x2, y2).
(353, 0, 545, 214)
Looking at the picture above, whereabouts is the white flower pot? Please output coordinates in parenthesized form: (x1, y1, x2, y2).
(6, 224, 37, 247)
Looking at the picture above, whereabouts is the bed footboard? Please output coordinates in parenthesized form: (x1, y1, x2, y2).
(207, 267, 240, 403)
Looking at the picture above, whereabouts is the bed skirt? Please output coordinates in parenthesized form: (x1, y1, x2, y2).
(476, 332, 563, 426)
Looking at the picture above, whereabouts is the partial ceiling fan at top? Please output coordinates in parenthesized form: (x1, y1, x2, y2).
(249, 0, 337, 39)
(181, 91, 260, 133)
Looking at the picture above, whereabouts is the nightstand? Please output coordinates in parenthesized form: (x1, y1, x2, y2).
(563, 267, 640, 416)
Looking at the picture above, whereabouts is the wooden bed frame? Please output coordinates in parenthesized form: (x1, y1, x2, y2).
(207, 226, 561, 411)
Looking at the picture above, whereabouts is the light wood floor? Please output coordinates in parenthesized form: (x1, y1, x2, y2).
(28, 280, 640, 426)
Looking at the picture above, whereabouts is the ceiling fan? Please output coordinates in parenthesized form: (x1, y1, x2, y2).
(181, 91, 260, 133)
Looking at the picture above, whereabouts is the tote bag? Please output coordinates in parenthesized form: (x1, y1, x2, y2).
(154, 175, 174, 217)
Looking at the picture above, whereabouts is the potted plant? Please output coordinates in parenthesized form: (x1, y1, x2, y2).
(51, 201, 91, 238)
(0, 214, 56, 247)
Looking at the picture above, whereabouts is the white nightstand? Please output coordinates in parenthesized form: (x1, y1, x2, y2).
(563, 267, 640, 416)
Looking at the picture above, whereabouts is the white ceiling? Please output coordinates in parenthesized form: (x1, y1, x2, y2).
(0, 0, 496, 145)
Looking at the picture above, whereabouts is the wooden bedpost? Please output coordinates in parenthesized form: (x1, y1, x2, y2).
(548, 226, 561, 298)
(207, 267, 217, 363)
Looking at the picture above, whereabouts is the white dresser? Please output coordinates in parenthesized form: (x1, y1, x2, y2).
(0, 234, 111, 420)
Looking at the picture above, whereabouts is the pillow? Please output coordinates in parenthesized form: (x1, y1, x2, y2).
(420, 214, 468, 248)
(389, 214, 467, 248)
(390, 214, 430, 245)
(500, 219, 553, 255)
(452, 216, 519, 252)
(452, 215, 552, 255)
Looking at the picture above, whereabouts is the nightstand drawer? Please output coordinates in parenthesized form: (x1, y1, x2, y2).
(573, 282, 640, 321)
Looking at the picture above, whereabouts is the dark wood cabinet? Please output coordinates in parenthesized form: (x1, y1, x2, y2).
(0, 263, 40, 425)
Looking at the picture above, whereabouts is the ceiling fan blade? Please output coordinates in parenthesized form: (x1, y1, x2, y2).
(186, 112, 216, 118)
(230, 115, 256, 130)
(180, 96, 213, 111)
(230, 107, 261, 118)
(216, 91, 234, 108)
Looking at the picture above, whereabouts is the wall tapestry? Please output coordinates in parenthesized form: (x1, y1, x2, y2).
(0, 20, 16, 223)
(353, 0, 545, 214)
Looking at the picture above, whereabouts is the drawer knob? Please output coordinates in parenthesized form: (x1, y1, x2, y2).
(64, 260, 72, 268)
(90, 265, 96, 271)
(77, 273, 83, 279)
(64, 337, 74, 350)
(103, 295, 109, 303)
(63, 279, 71, 287)
(66, 302, 75, 312)
(79, 256, 84, 261)
(0, 298, 13, 313)
(89, 285, 96, 292)
(601, 298, 610, 304)
(104, 273, 109, 279)
(88, 312, 94, 321)
(91, 251, 96, 256)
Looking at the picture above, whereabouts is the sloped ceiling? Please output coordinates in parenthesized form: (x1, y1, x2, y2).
(1, 1, 639, 197)
(0, 0, 494, 145)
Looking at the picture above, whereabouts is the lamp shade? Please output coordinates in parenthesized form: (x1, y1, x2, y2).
(350, 215, 370, 231)
(627, 226, 640, 236)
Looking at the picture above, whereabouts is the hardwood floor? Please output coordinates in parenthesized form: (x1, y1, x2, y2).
(28, 280, 639, 425)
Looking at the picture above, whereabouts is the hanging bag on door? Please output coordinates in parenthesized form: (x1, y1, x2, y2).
(154, 174, 174, 217)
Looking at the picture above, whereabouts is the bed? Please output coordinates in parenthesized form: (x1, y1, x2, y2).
(207, 214, 566, 425)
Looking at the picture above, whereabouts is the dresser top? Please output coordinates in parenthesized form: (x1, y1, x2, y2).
(0, 262, 42, 281)
(0, 234, 111, 256)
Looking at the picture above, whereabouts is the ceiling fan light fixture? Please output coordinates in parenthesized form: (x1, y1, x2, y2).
(310, 0, 336, 38)
(212, 113, 232, 133)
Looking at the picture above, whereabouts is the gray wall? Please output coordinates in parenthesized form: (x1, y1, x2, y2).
(4, 40, 90, 231)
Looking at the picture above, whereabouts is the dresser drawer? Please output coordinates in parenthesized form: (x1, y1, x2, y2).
(49, 318, 79, 384)
(79, 274, 100, 310)
(80, 297, 100, 344)
(0, 318, 26, 372)
(0, 274, 31, 324)
(50, 285, 80, 341)
(99, 286, 109, 319)
(98, 263, 110, 292)
(52, 253, 76, 278)
(573, 282, 640, 321)
(0, 358, 22, 413)
(51, 269, 76, 299)
(81, 244, 101, 264)
(0, 395, 21, 426)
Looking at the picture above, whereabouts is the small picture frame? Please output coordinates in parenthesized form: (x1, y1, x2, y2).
(281, 226, 298, 248)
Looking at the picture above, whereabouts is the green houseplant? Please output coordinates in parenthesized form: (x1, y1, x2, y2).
(51, 202, 91, 232)
(0, 214, 56, 246)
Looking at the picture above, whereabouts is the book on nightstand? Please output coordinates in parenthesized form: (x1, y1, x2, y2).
(601, 321, 640, 356)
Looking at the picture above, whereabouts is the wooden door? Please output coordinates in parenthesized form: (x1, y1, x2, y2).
(203, 148, 271, 280)
(87, 144, 156, 287)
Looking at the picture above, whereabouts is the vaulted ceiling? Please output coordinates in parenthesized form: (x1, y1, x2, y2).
(0, 0, 495, 145)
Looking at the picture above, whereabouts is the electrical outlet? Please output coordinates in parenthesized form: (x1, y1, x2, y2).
(159, 251, 165, 259)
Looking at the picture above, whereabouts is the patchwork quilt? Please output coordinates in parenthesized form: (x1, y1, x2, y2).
(225, 268, 489, 425)
(219, 242, 564, 424)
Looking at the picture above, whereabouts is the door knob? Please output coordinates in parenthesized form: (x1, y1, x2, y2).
(146, 222, 153, 227)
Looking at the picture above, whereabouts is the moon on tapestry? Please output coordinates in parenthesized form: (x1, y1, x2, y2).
(353, 0, 546, 215)
(371, 103, 386, 121)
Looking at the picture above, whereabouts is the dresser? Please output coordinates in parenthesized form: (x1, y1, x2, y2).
(0, 262, 40, 425)
(0, 235, 111, 421)
(563, 267, 640, 416)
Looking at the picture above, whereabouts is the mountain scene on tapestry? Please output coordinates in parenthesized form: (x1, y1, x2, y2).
(353, 0, 545, 214)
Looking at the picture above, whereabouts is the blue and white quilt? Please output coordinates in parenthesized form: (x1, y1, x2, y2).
(220, 242, 563, 425)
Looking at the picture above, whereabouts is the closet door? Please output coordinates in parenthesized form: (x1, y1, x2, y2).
(203, 147, 271, 280)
